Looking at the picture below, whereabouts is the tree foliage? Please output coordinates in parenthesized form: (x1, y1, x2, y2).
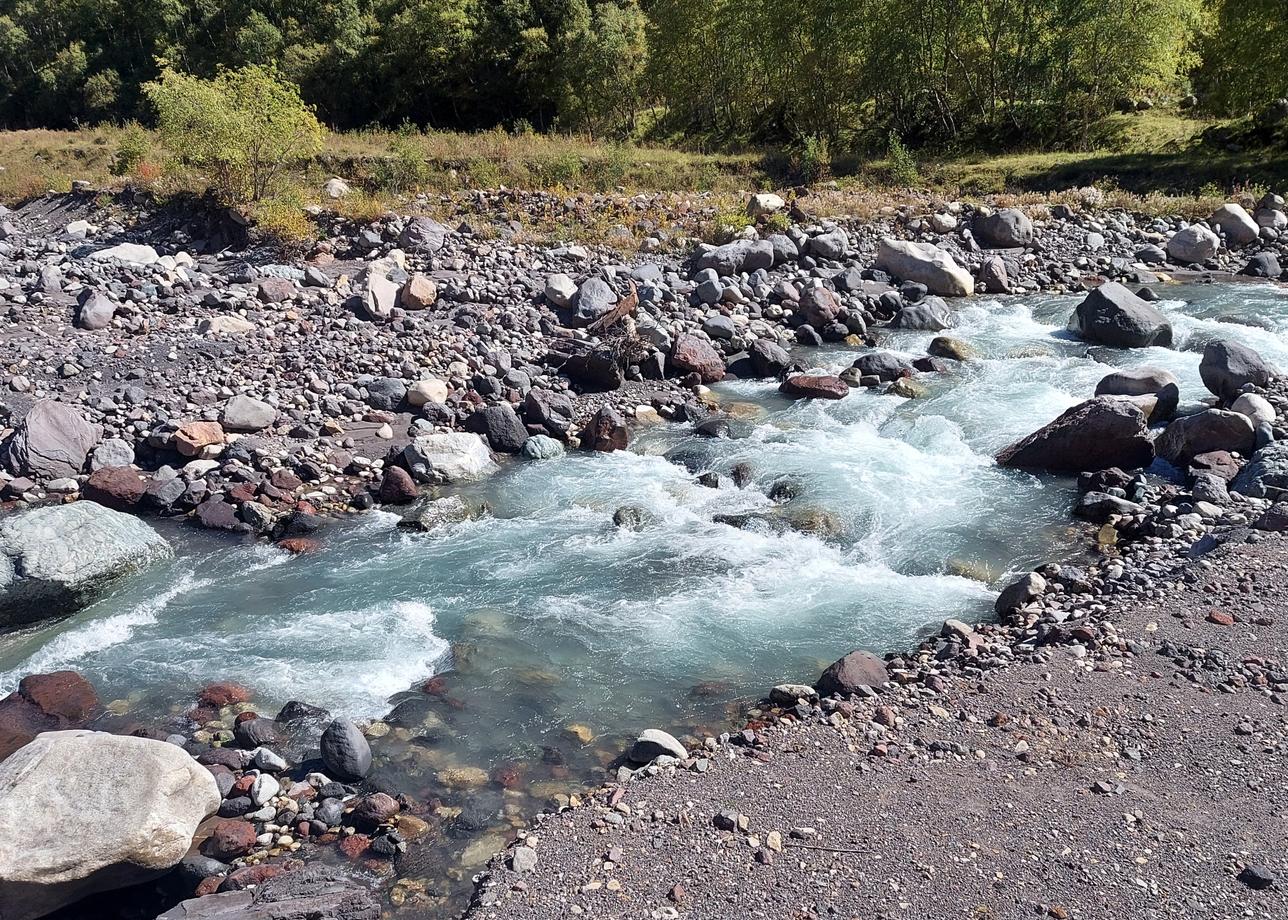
(144, 64, 325, 203)
(0, 0, 1272, 151)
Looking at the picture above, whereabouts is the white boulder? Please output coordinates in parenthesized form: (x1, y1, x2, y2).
(1209, 203, 1259, 247)
(874, 238, 974, 296)
(88, 243, 160, 266)
(402, 433, 497, 483)
(1166, 225, 1219, 264)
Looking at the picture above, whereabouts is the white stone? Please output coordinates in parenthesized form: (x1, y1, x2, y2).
(402, 433, 497, 483)
(747, 193, 786, 217)
(930, 212, 958, 233)
(544, 273, 578, 309)
(1231, 392, 1277, 428)
(88, 243, 160, 266)
(0, 731, 219, 920)
(874, 238, 974, 296)
(323, 177, 351, 199)
(1209, 203, 1259, 247)
(1166, 225, 1220, 264)
(406, 378, 450, 407)
(199, 315, 255, 336)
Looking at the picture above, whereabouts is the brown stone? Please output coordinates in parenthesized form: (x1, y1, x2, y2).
(1206, 610, 1235, 626)
(204, 819, 258, 861)
(338, 833, 371, 860)
(350, 792, 400, 829)
(399, 273, 438, 310)
(579, 406, 629, 452)
(997, 397, 1153, 473)
(779, 374, 849, 400)
(198, 682, 251, 707)
(670, 333, 726, 383)
(816, 650, 889, 697)
(277, 537, 320, 555)
(377, 466, 418, 505)
(175, 421, 226, 458)
(17, 671, 97, 721)
(83, 466, 146, 509)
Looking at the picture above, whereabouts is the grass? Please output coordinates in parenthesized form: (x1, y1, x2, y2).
(1, 111, 1283, 245)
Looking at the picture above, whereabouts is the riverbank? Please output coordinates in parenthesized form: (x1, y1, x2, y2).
(467, 525, 1288, 918)
(2, 182, 1288, 919)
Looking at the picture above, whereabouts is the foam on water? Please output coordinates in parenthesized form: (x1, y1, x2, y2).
(0, 283, 1284, 736)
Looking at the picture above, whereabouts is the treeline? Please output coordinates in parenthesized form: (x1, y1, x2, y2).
(1, 0, 1284, 150)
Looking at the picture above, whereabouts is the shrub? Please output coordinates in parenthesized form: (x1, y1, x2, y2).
(885, 131, 920, 187)
(144, 65, 325, 204)
(110, 122, 151, 177)
(793, 135, 831, 185)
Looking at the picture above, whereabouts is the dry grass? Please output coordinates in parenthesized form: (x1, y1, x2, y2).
(1, 117, 1280, 247)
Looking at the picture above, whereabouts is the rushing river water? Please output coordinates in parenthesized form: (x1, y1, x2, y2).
(2, 281, 1287, 911)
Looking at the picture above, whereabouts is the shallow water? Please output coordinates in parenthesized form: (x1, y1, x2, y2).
(1, 281, 1285, 911)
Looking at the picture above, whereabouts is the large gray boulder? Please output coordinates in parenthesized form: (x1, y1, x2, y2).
(891, 296, 952, 331)
(996, 397, 1153, 472)
(695, 239, 774, 276)
(320, 718, 372, 781)
(1066, 282, 1172, 348)
(75, 290, 115, 330)
(1166, 225, 1219, 264)
(1209, 203, 1259, 246)
(397, 216, 449, 253)
(402, 433, 496, 483)
(155, 867, 380, 920)
(974, 208, 1033, 248)
(571, 277, 617, 325)
(0, 502, 173, 626)
(1094, 367, 1180, 420)
(0, 730, 219, 920)
(221, 395, 277, 432)
(1200, 340, 1274, 400)
(1232, 442, 1288, 499)
(874, 238, 974, 296)
(5, 400, 102, 480)
(1156, 409, 1256, 466)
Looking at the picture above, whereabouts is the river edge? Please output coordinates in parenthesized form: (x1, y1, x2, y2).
(1, 189, 1288, 917)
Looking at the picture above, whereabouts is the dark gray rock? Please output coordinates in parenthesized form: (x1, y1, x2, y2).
(997, 397, 1153, 472)
(1200, 340, 1274, 400)
(5, 400, 101, 479)
(974, 209, 1033, 248)
(319, 718, 371, 781)
(1067, 282, 1172, 348)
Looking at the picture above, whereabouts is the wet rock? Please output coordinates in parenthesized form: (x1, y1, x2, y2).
(995, 572, 1046, 615)
(891, 296, 952, 331)
(350, 792, 400, 830)
(997, 397, 1153, 472)
(816, 650, 888, 696)
(5, 400, 101, 479)
(852, 352, 912, 382)
(779, 374, 849, 399)
(377, 466, 418, 505)
(0, 503, 172, 627)
(397, 495, 472, 532)
(1232, 442, 1288, 498)
(928, 336, 974, 361)
(1067, 282, 1172, 348)
(520, 434, 564, 460)
(1075, 492, 1145, 523)
(1095, 367, 1180, 420)
(320, 719, 371, 781)
(0, 731, 220, 920)
(580, 405, 629, 452)
(403, 433, 497, 483)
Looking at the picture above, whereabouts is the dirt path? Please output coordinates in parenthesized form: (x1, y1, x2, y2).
(467, 531, 1288, 919)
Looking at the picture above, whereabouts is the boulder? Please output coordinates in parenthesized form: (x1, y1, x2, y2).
(1200, 340, 1274, 400)
(320, 719, 371, 781)
(83, 466, 147, 510)
(398, 495, 472, 532)
(629, 729, 687, 763)
(398, 274, 438, 310)
(0, 502, 172, 627)
(806, 229, 848, 261)
(816, 650, 888, 696)
(579, 406, 629, 452)
(559, 345, 623, 391)
(5, 400, 101, 480)
(571, 277, 617, 326)
(376, 466, 418, 505)
(398, 216, 449, 253)
(1166, 225, 1219, 264)
(670, 333, 726, 382)
(1231, 442, 1288, 499)
(0, 671, 98, 761)
(523, 389, 575, 437)
(852, 352, 913, 382)
(466, 404, 527, 454)
(1231, 393, 1276, 428)
(0, 730, 219, 920)
(874, 238, 974, 297)
(748, 339, 791, 377)
(1094, 367, 1180, 420)
(695, 239, 774, 276)
(406, 378, 449, 407)
(779, 374, 849, 399)
(221, 396, 276, 433)
(974, 208, 1033, 248)
(520, 435, 565, 460)
(996, 397, 1153, 472)
(88, 242, 159, 265)
(747, 193, 786, 217)
(1156, 410, 1255, 466)
(75, 290, 115, 330)
(1209, 203, 1259, 246)
(995, 572, 1046, 615)
(891, 296, 952, 331)
(927, 336, 974, 361)
(1240, 252, 1282, 279)
(174, 421, 225, 458)
(403, 433, 496, 483)
(544, 274, 577, 308)
(323, 177, 351, 199)
(155, 866, 380, 920)
(1066, 282, 1172, 348)
(798, 286, 841, 329)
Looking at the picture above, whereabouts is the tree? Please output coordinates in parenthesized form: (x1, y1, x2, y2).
(144, 64, 325, 203)
(561, 0, 648, 138)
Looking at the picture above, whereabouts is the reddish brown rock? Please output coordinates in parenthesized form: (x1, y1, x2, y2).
(378, 466, 418, 505)
(219, 861, 293, 891)
(580, 406, 629, 452)
(195, 876, 223, 897)
(350, 792, 400, 829)
(83, 466, 146, 509)
(270, 469, 303, 491)
(670, 333, 726, 383)
(338, 833, 372, 860)
(779, 374, 849, 400)
(277, 537, 320, 555)
(204, 819, 258, 861)
(17, 671, 98, 721)
(175, 421, 226, 458)
(199, 682, 251, 708)
(1206, 610, 1235, 626)
(816, 649, 889, 697)
(195, 497, 239, 530)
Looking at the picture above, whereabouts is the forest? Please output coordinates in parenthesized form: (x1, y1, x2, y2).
(0, 0, 1284, 153)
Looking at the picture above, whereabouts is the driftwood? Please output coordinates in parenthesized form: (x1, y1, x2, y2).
(586, 280, 638, 333)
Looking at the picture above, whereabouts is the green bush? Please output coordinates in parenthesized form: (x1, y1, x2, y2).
(793, 135, 831, 185)
(885, 131, 920, 187)
(110, 122, 150, 176)
(144, 64, 325, 204)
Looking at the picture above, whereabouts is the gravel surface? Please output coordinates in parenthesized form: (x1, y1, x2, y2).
(468, 531, 1288, 919)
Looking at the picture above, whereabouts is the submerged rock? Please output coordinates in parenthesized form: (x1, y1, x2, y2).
(0, 730, 219, 920)
(0, 503, 172, 627)
(155, 866, 380, 920)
